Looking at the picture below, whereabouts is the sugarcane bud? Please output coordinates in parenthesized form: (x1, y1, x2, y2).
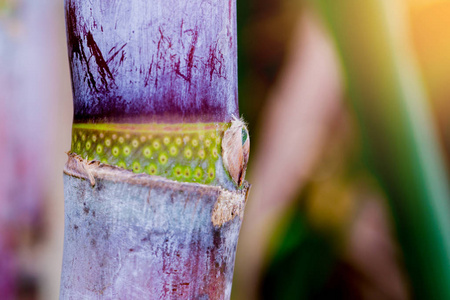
(221, 116, 250, 187)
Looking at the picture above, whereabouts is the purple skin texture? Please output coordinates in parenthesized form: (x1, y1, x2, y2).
(61, 158, 248, 299)
(65, 0, 239, 124)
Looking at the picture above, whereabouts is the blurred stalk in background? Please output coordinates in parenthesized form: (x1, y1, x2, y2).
(311, 0, 450, 299)
(0, 1, 68, 299)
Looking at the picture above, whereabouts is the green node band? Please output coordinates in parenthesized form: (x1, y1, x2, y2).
(71, 123, 229, 185)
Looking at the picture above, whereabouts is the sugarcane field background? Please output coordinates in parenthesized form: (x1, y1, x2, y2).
(1, 0, 450, 299)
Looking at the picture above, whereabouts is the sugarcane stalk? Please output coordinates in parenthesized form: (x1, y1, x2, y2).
(0, 1, 60, 298)
(61, 0, 250, 299)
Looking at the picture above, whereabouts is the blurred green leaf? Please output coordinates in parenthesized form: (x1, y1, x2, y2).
(262, 203, 337, 300)
(310, 1, 450, 298)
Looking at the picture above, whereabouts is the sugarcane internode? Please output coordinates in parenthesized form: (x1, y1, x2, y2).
(71, 122, 231, 186)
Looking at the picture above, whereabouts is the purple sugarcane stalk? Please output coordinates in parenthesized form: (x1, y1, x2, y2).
(61, 0, 249, 299)
(66, 0, 238, 124)
(0, 1, 59, 298)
